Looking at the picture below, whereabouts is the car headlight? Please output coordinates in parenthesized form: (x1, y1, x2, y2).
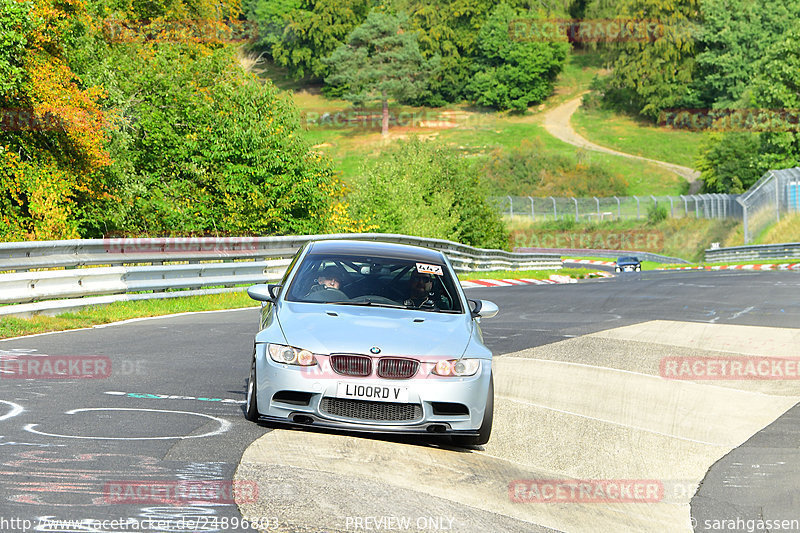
(432, 358, 480, 376)
(268, 344, 318, 366)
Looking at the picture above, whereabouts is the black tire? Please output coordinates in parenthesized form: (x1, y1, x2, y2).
(244, 353, 260, 422)
(453, 374, 493, 446)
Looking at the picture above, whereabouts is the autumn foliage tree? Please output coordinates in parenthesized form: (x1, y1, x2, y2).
(1, 0, 110, 240)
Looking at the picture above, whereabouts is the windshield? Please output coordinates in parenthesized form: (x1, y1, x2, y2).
(285, 253, 464, 313)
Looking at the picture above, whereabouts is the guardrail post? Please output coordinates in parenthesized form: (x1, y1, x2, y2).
(572, 197, 578, 221)
(507, 195, 513, 218)
(613, 196, 621, 219)
(634, 196, 640, 219)
(528, 196, 535, 220)
(549, 196, 557, 220)
(594, 197, 600, 220)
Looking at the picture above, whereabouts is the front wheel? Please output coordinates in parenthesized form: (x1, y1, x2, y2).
(453, 374, 493, 447)
(244, 352, 259, 422)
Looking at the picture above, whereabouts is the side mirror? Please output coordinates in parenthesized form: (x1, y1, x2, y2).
(247, 284, 282, 302)
(469, 299, 499, 319)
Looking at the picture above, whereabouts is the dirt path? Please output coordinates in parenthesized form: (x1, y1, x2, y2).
(543, 93, 702, 194)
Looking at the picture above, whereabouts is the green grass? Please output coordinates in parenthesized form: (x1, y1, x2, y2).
(508, 216, 743, 262)
(755, 214, 800, 244)
(439, 120, 686, 196)
(545, 50, 607, 107)
(571, 106, 703, 169)
(250, 51, 686, 196)
(0, 291, 257, 340)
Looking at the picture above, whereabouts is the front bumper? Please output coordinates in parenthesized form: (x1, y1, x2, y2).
(253, 344, 491, 433)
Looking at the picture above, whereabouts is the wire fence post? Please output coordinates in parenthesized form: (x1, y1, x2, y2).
(549, 196, 557, 220)
(680, 195, 687, 216)
(668, 196, 674, 217)
(572, 197, 578, 222)
(594, 197, 600, 220)
(528, 196, 535, 220)
(507, 195, 513, 218)
(634, 196, 640, 219)
(613, 196, 621, 219)
(738, 196, 749, 244)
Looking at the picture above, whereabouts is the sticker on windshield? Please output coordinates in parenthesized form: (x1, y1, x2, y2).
(416, 263, 443, 275)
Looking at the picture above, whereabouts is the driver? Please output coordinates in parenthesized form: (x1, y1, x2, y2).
(307, 266, 343, 294)
(403, 272, 450, 309)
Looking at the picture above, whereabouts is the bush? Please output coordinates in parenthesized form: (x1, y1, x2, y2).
(647, 203, 668, 224)
(482, 139, 628, 196)
(348, 139, 509, 249)
(696, 132, 762, 193)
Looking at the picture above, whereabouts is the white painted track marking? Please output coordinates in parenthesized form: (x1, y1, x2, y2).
(23, 408, 231, 440)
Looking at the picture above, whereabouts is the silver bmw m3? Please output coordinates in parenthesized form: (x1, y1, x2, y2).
(244, 239, 499, 445)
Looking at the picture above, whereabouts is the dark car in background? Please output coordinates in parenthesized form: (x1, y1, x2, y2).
(615, 256, 642, 273)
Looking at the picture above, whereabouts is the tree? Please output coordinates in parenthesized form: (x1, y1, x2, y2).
(746, 22, 800, 173)
(270, 0, 371, 79)
(692, 0, 800, 109)
(696, 132, 761, 193)
(466, 3, 569, 112)
(325, 11, 427, 136)
(696, 21, 800, 193)
(586, 0, 701, 118)
(0, 0, 110, 240)
(243, 0, 301, 51)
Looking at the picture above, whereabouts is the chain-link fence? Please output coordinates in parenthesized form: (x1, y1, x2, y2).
(738, 168, 800, 243)
(491, 194, 743, 222)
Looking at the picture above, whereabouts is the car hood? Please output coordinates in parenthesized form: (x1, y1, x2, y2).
(274, 302, 473, 357)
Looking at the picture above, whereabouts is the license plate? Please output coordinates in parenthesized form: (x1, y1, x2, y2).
(336, 382, 408, 403)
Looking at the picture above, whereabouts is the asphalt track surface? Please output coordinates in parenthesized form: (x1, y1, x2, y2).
(0, 269, 798, 533)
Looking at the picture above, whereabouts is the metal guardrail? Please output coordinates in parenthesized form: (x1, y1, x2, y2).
(704, 242, 800, 263)
(514, 247, 690, 264)
(0, 234, 562, 317)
